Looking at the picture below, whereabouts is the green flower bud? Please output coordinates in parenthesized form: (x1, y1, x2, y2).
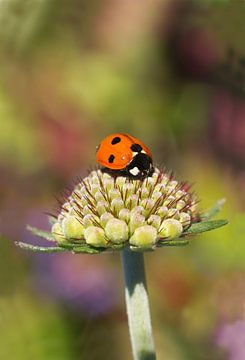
(176, 190, 186, 199)
(111, 198, 124, 214)
(129, 212, 145, 234)
(62, 202, 71, 212)
(109, 189, 121, 200)
(84, 226, 107, 247)
(91, 184, 100, 195)
(147, 215, 161, 228)
(94, 191, 104, 202)
(57, 214, 65, 223)
(168, 180, 178, 191)
(176, 200, 186, 211)
(62, 216, 84, 240)
(126, 194, 139, 208)
(130, 225, 157, 248)
(141, 198, 154, 211)
(96, 201, 107, 216)
(104, 179, 114, 191)
(167, 208, 179, 219)
(152, 191, 162, 201)
(190, 202, 199, 213)
(179, 212, 191, 228)
(131, 206, 144, 215)
(156, 206, 168, 217)
(163, 196, 175, 207)
(83, 214, 95, 227)
(145, 177, 155, 187)
(83, 205, 91, 215)
(105, 219, 129, 244)
(140, 188, 150, 199)
(100, 212, 114, 227)
(122, 183, 135, 196)
(159, 219, 183, 239)
(118, 208, 130, 222)
(51, 222, 65, 243)
(116, 176, 126, 188)
(154, 183, 165, 192)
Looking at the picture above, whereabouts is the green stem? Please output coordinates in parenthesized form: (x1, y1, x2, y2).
(121, 249, 156, 360)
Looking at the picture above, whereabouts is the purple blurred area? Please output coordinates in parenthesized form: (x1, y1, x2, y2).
(216, 320, 245, 360)
(33, 253, 118, 317)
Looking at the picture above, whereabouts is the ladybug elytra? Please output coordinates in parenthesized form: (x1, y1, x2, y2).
(96, 133, 154, 179)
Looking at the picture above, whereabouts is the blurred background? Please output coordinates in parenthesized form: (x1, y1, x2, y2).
(0, 0, 244, 359)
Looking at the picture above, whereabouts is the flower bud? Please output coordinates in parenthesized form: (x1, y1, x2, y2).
(100, 212, 114, 227)
(62, 216, 84, 240)
(140, 188, 149, 199)
(176, 190, 186, 199)
(179, 212, 191, 228)
(96, 201, 107, 216)
(163, 196, 175, 207)
(105, 219, 129, 244)
(168, 180, 178, 191)
(84, 226, 107, 247)
(152, 191, 162, 201)
(118, 208, 130, 222)
(111, 198, 124, 214)
(83, 214, 95, 227)
(116, 176, 126, 188)
(156, 206, 168, 217)
(104, 179, 114, 191)
(129, 212, 145, 234)
(141, 198, 154, 211)
(83, 205, 91, 215)
(122, 182, 134, 195)
(168, 208, 180, 219)
(176, 200, 186, 211)
(130, 206, 144, 216)
(94, 191, 104, 202)
(130, 225, 157, 248)
(147, 215, 161, 228)
(51, 222, 65, 243)
(109, 189, 121, 200)
(91, 184, 100, 195)
(190, 202, 199, 213)
(126, 194, 138, 208)
(159, 219, 183, 239)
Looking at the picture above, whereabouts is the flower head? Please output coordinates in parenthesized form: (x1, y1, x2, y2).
(51, 168, 199, 250)
(17, 167, 227, 254)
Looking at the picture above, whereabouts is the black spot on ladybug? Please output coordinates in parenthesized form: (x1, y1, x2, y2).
(111, 136, 121, 145)
(108, 154, 115, 163)
(130, 143, 142, 153)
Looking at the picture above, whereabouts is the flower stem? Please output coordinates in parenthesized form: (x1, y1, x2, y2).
(121, 249, 157, 360)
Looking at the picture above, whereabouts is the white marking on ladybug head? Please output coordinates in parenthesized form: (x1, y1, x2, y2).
(132, 150, 145, 156)
(129, 167, 140, 176)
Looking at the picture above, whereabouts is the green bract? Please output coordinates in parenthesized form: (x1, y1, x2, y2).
(17, 169, 228, 254)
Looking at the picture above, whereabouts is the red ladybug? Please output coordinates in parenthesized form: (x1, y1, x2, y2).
(96, 133, 154, 179)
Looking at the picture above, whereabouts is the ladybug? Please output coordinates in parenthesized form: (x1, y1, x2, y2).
(96, 133, 154, 179)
